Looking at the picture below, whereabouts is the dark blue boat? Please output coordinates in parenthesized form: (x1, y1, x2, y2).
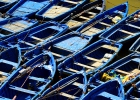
(0, 0, 18, 12)
(129, 37, 140, 53)
(35, 71, 87, 100)
(63, 0, 105, 30)
(0, 52, 56, 100)
(58, 39, 122, 75)
(24, 31, 92, 62)
(77, 2, 128, 37)
(126, 80, 140, 100)
(88, 53, 140, 88)
(82, 78, 125, 100)
(100, 10, 140, 44)
(6, 0, 52, 18)
(36, 0, 87, 21)
(0, 17, 38, 39)
(0, 21, 68, 51)
(0, 45, 21, 89)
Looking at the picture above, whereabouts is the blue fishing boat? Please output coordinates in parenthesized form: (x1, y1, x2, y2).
(6, 0, 52, 18)
(62, 0, 105, 30)
(0, 17, 38, 39)
(36, 0, 87, 21)
(0, 45, 21, 89)
(0, 0, 18, 12)
(24, 31, 92, 62)
(129, 37, 140, 53)
(0, 21, 68, 51)
(82, 78, 125, 100)
(88, 53, 140, 88)
(0, 52, 56, 100)
(35, 71, 87, 100)
(100, 10, 140, 44)
(23, 2, 128, 62)
(77, 2, 128, 37)
(126, 80, 140, 100)
(58, 39, 122, 75)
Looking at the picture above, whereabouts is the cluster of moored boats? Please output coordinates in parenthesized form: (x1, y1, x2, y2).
(0, 0, 140, 100)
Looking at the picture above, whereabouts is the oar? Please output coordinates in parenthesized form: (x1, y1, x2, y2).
(40, 77, 79, 100)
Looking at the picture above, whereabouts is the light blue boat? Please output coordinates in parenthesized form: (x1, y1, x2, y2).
(7, 0, 52, 18)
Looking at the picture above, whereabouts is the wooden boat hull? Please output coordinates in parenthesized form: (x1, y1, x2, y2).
(82, 78, 125, 100)
(100, 10, 140, 44)
(88, 53, 140, 88)
(0, 17, 38, 39)
(35, 71, 87, 100)
(76, 2, 128, 38)
(6, 0, 51, 18)
(0, 21, 68, 51)
(63, 0, 105, 30)
(24, 32, 92, 62)
(0, 45, 21, 89)
(36, 0, 87, 21)
(129, 37, 140, 53)
(0, 52, 56, 100)
(58, 39, 122, 75)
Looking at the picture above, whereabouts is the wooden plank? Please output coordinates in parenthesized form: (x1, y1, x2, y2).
(31, 36, 44, 42)
(126, 23, 140, 30)
(73, 82, 83, 87)
(84, 56, 102, 62)
(51, 52, 61, 57)
(83, 27, 102, 36)
(66, 68, 78, 73)
(101, 45, 118, 52)
(59, 92, 78, 99)
(67, 20, 83, 28)
(115, 69, 129, 75)
(20, 40, 35, 47)
(96, 6, 102, 11)
(119, 29, 134, 36)
(91, 62, 102, 67)
(64, 0, 78, 4)
(99, 22, 111, 27)
(88, 12, 97, 16)
(74, 62, 94, 69)
(79, 16, 90, 20)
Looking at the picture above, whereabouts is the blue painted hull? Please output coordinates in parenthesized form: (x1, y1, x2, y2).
(0, 52, 56, 100)
(35, 71, 87, 100)
(0, 17, 38, 39)
(100, 10, 140, 44)
(88, 53, 140, 88)
(82, 78, 125, 100)
(58, 39, 122, 75)
(0, 21, 68, 51)
(36, 0, 87, 21)
(6, 0, 52, 18)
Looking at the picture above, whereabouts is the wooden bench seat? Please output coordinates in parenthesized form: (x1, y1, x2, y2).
(74, 62, 95, 69)
(119, 29, 134, 36)
(99, 22, 111, 27)
(31, 36, 44, 42)
(126, 23, 140, 30)
(20, 40, 35, 47)
(59, 92, 78, 99)
(101, 45, 118, 52)
(115, 69, 129, 75)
